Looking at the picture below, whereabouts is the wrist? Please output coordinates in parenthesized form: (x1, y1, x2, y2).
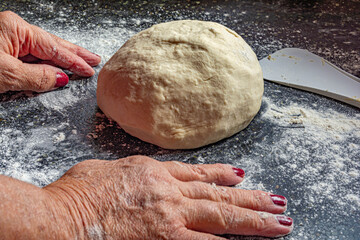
(43, 180, 101, 240)
(0, 175, 83, 239)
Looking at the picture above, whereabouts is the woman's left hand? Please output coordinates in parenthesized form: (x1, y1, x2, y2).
(0, 11, 101, 93)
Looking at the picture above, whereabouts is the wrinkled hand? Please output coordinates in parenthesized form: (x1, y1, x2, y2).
(44, 156, 293, 239)
(0, 11, 101, 93)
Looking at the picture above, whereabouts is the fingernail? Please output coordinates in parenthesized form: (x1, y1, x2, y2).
(92, 52, 101, 58)
(232, 167, 245, 178)
(276, 215, 293, 226)
(55, 72, 69, 87)
(270, 194, 287, 206)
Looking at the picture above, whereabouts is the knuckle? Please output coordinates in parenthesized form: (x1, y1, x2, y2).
(171, 160, 187, 168)
(49, 41, 59, 60)
(253, 214, 267, 232)
(250, 190, 267, 209)
(192, 163, 228, 182)
(141, 168, 172, 187)
(33, 68, 52, 91)
(141, 168, 160, 183)
(210, 163, 228, 183)
(115, 156, 170, 184)
(217, 204, 234, 231)
(191, 165, 207, 179)
(241, 190, 264, 210)
(30, 30, 59, 61)
(214, 186, 232, 203)
(214, 163, 228, 171)
(223, 189, 233, 202)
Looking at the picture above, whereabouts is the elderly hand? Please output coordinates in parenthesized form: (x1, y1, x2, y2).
(0, 11, 101, 93)
(43, 156, 293, 239)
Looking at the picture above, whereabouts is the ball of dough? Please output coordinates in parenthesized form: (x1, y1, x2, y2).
(97, 20, 263, 149)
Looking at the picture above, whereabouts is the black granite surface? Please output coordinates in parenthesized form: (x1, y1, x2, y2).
(0, 0, 359, 239)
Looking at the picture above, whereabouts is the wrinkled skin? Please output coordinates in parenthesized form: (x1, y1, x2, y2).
(0, 11, 100, 93)
(0, 11, 293, 239)
(44, 156, 293, 239)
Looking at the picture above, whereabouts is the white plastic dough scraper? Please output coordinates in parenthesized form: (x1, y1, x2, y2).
(259, 48, 360, 108)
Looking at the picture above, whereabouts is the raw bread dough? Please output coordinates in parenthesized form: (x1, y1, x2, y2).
(97, 20, 263, 149)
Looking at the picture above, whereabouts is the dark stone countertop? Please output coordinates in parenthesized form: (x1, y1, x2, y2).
(0, 1, 359, 239)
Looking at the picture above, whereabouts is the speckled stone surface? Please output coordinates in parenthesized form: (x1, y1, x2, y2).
(0, 1, 359, 239)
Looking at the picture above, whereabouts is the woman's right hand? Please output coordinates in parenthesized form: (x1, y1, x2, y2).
(0, 11, 101, 93)
(44, 156, 293, 239)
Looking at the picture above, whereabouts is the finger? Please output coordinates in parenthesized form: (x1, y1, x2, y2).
(176, 227, 226, 240)
(1, 11, 100, 73)
(0, 53, 68, 93)
(183, 199, 293, 238)
(49, 32, 101, 67)
(179, 182, 287, 214)
(163, 161, 245, 186)
(28, 25, 96, 77)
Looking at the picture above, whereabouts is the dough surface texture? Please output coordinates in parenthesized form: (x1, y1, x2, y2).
(97, 20, 263, 149)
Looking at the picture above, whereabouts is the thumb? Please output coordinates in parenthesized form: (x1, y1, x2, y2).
(0, 53, 69, 93)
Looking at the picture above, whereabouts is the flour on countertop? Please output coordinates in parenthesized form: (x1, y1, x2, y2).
(0, 6, 358, 240)
(264, 99, 360, 133)
(0, 14, 164, 185)
(262, 97, 359, 202)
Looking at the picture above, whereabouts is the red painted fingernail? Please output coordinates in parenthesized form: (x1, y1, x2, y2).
(270, 194, 287, 206)
(92, 52, 101, 58)
(232, 167, 245, 178)
(55, 72, 69, 87)
(276, 215, 293, 226)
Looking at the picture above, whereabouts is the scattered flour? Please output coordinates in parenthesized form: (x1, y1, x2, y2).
(265, 100, 360, 133)
(261, 97, 360, 212)
(0, 5, 358, 240)
(53, 132, 66, 143)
